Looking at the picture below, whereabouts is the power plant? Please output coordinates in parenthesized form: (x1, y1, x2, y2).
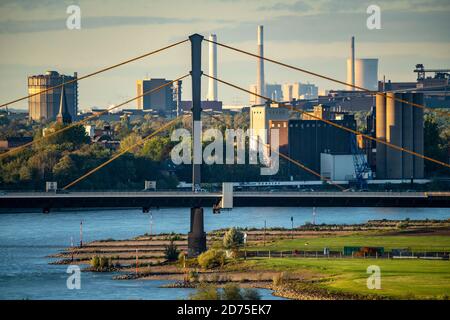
(256, 25, 265, 105)
(346, 37, 379, 91)
(208, 34, 218, 101)
(376, 92, 424, 179)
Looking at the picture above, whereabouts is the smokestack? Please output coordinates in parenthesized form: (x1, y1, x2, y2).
(256, 25, 265, 104)
(351, 36, 355, 91)
(176, 80, 182, 117)
(208, 34, 218, 101)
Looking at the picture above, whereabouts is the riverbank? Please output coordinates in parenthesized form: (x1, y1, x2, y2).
(50, 218, 450, 300)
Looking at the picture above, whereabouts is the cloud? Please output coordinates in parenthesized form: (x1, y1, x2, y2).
(0, 15, 231, 34)
(258, 0, 450, 14)
(259, 0, 312, 12)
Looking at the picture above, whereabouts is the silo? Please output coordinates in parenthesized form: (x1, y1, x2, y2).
(402, 93, 414, 179)
(375, 93, 387, 179)
(386, 92, 403, 179)
(413, 93, 424, 178)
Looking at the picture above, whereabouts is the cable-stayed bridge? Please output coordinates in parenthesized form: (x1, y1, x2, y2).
(1, 34, 449, 255)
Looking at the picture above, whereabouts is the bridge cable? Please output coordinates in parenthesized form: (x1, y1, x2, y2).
(63, 115, 186, 190)
(204, 38, 450, 117)
(0, 38, 189, 109)
(203, 74, 450, 171)
(203, 111, 345, 190)
(0, 74, 190, 160)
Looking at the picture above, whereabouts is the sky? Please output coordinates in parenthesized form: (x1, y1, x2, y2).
(0, 0, 449, 110)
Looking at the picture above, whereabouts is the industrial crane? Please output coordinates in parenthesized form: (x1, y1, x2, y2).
(414, 64, 450, 81)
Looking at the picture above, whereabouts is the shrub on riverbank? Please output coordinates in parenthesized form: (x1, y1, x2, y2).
(189, 283, 261, 300)
(164, 240, 179, 262)
(197, 249, 226, 269)
(89, 255, 116, 271)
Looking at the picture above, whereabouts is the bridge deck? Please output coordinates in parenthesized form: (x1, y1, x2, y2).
(0, 191, 449, 210)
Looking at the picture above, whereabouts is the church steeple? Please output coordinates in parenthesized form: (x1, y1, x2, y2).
(56, 83, 72, 124)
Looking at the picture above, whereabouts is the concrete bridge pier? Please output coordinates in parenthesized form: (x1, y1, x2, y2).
(187, 207, 206, 257)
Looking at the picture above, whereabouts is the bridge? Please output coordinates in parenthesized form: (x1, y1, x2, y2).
(1, 191, 449, 211)
(1, 34, 450, 256)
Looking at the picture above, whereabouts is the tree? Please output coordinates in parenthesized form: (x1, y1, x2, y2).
(119, 132, 142, 154)
(141, 136, 172, 161)
(39, 123, 90, 149)
(424, 113, 448, 176)
(223, 227, 244, 250)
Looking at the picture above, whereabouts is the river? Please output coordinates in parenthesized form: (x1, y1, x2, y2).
(0, 206, 448, 300)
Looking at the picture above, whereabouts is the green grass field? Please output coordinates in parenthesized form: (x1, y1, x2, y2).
(244, 258, 450, 299)
(247, 233, 450, 253)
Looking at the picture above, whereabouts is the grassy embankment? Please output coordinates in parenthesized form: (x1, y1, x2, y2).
(246, 233, 450, 253)
(236, 257, 450, 299)
(241, 231, 450, 299)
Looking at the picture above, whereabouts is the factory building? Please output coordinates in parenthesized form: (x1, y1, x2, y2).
(288, 115, 357, 180)
(28, 71, 78, 122)
(180, 100, 222, 113)
(282, 82, 318, 101)
(249, 103, 289, 156)
(320, 153, 366, 181)
(249, 83, 283, 105)
(375, 92, 424, 179)
(136, 78, 175, 114)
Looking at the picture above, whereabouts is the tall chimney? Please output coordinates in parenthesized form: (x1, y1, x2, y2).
(256, 25, 265, 104)
(208, 34, 218, 101)
(351, 36, 355, 91)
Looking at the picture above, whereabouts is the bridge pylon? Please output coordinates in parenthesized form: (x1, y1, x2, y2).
(187, 34, 206, 257)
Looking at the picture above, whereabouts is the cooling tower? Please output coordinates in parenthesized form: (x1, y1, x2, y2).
(347, 58, 378, 91)
(256, 25, 265, 104)
(208, 34, 218, 101)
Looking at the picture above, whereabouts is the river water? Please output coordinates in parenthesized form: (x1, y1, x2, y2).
(0, 206, 448, 300)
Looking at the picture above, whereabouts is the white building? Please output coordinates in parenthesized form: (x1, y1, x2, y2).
(320, 153, 366, 181)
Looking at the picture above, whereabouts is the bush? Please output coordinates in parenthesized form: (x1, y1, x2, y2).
(273, 272, 291, 286)
(90, 255, 114, 271)
(189, 284, 220, 300)
(188, 270, 199, 283)
(189, 284, 261, 301)
(197, 249, 226, 269)
(221, 284, 243, 300)
(90, 256, 100, 269)
(178, 252, 186, 267)
(242, 288, 261, 300)
(164, 240, 179, 262)
(223, 227, 244, 250)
